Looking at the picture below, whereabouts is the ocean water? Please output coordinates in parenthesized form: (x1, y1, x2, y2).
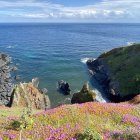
(0, 23, 140, 107)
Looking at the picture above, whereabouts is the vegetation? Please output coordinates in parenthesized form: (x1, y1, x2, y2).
(0, 102, 140, 140)
(100, 44, 140, 97)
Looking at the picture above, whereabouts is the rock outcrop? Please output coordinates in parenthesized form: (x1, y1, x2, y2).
(58, 80, 71, 95)
(129, 94, 140, 104)
(0, 54, 14, 106)
(71, 83, 96, 104)
(12, 79, 50, 110)
(87, 58, 120, 102)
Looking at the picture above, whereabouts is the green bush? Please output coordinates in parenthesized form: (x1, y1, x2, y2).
(75, 128, 102, 140)
(10, 120, 22, 130)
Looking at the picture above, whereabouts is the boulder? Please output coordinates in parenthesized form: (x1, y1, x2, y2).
(58, 80, 71, 95)
(71, 83, 96, 104)
(11, 80, 50, 110)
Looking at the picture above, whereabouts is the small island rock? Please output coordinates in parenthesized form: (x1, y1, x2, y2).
(71, 83, 96, 104)
(58, 80, 71, 95)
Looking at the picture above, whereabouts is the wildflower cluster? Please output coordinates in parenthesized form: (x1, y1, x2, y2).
(0, 102, 139, 140)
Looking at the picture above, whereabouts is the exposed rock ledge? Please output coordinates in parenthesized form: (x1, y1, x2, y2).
(11, 80, 50, 110)
(87, 58, 120, 102)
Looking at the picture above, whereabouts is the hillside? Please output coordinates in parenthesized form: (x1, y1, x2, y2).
(0, 101, 140, 140)
(87, 44, 140, 101)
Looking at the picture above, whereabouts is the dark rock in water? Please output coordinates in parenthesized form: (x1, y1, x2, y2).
(15, 75, 20, 81)
(71, 83, 96, 104)
(0, 53, 14, 106)
(58, 80, 71, 95)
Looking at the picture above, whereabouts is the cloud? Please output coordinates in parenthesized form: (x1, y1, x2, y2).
(0, 0, 140, 22)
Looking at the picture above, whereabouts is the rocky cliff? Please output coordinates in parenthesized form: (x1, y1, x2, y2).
(87, 44, 140, 102)
(0, 53, 50, 109)
(11, 80, 50, 110)
(0, 54, 14, 106)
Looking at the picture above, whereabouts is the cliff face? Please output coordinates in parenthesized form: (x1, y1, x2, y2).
(87, 44, 140, 102)
(0, 53, 50, 110)
(12, 81, 50, 110)
(0, 54, 14, 106)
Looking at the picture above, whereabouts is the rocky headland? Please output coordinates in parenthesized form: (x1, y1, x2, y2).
(87, 44, 140, 102)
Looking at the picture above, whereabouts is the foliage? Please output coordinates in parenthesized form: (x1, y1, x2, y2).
(0, 102, 139, 140)
(101, 44, 140, 97)
(75, 128, 102, 140)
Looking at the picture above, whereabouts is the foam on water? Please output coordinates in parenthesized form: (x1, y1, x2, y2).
(92, 89, 109, 103)
(126, 42, 135, 46)
(81, 58, 95, 64)
(6, 45, 15, 49)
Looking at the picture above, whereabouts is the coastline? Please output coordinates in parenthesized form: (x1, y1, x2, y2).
(86, 44, 140, 102)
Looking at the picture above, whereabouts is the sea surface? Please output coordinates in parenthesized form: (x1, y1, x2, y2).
(0, 23, 140, 107)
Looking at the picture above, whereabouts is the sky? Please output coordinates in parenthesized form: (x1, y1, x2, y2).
(0, 0, 140, 23)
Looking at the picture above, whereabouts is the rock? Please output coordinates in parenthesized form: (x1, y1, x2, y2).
(12, 80, 51, 110)
(15, 75, 20, 81)
(58, 80, 71, 95)
(129, 94, 140, 104)
(86, 57, 120, 102)
(71, 83, 96, 104)
(32, 78, 39, 88)
(0, 53, 14, 106)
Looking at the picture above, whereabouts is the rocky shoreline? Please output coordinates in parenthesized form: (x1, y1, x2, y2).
(86, 44, 140, 102)
(0, 53, 50, 109)
(0, 54, 14, 106)
(87, 58, 121, 102)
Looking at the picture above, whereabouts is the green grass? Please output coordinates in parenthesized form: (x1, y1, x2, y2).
(100, 44, 140, 97)
(0, 102, 139, 140)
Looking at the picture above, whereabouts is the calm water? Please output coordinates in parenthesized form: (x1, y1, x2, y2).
(0, 23, 140, 107)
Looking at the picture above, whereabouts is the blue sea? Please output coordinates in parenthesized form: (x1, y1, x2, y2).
(0, 23, 140, 107)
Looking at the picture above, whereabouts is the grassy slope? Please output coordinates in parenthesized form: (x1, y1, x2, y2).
(0, 102, 140, 140)
(100, 44, 140, 97)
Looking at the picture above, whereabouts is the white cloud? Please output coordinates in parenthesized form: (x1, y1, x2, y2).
(0, 0, 140, 22)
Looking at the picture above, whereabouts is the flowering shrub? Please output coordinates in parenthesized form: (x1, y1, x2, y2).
(0, 102, 139, 140)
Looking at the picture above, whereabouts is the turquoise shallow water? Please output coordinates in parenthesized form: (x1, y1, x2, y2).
(0, 23, 140, 107)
